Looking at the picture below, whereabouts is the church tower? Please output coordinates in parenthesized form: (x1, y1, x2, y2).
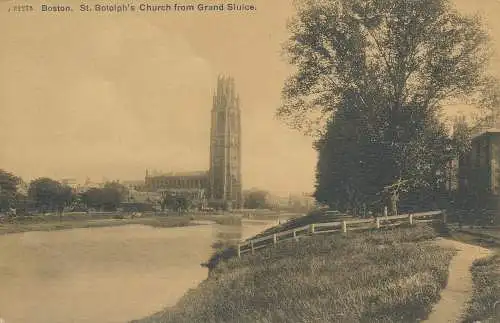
(208, 75, 242, 210)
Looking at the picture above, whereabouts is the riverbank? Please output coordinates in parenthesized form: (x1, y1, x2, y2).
(132, 225, 455, 323)
(463, 252, 500, 322)
(0, 214, 244, 236)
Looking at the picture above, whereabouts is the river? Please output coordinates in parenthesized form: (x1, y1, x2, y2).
(0, 219, 278, 323)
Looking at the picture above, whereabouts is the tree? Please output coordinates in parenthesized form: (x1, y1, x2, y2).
(80, 185, 125, 212)
(279, 0, 499, 213)
(244, 190, 270, 209)
(451, 115, 473, 206)
(103, 181, 129, 201)
(174, 195, 191, 213)
(54, 185, 73, 219)
(0, 169, 19, 213)
(28, 178, 73, 215)
(160, 192, 192, 214)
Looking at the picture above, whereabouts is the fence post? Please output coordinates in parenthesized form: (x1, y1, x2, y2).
(310, 223, 315, 234)
(251, 241, 255, 254)
(376, 217, 380, 229)
(442, 210, 447, 224)
(409, 213, 413, 225)
(273, 234, 277, 246)
(342, 221, 347, 233)
(237, 244, 241, 258)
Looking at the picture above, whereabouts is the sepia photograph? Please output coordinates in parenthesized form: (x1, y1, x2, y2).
(1, 0, 500, 322)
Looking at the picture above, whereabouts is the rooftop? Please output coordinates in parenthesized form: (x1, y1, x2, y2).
(147, 170, 208, 178)
(472, 128, 500, 139)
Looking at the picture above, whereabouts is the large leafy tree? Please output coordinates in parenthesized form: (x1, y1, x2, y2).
(103, 181, 129, 201)
(279, 0, 499, 213)
(80, 185, 126, 212)
(244, 190, 270, 209)
(0, 169, 19, 213)
(159, 192, 192, 213)
(28, 178, 73, 214)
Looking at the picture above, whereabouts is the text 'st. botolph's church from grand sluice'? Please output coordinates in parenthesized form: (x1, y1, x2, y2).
(144, 76, 243, 210)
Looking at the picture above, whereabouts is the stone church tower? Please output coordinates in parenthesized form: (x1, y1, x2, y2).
(208, 75, 242, 210)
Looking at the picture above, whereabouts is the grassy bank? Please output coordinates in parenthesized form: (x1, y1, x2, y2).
(0, 216, 194, 235)
(133, 225, 455, 323)
(247, 209, 353, 240)
(0, 213, 243, 235)
(463, 253, 500, 323)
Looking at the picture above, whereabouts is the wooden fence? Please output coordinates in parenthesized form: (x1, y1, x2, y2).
(236, 210, 446, 257)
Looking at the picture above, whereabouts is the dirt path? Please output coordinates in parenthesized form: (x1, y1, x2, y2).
(423, 238, 493, 323)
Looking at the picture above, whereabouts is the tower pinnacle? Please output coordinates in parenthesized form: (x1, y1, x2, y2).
(208, 75, 242, 210)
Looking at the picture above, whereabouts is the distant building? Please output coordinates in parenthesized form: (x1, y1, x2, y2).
(16, 178, 29, 196)
(121, 180, 145, 191)
(126, 189, 161, 205)
(61, 178, 79, 191)
(144, 75, 242, 210)
(145, 171, 209, 191)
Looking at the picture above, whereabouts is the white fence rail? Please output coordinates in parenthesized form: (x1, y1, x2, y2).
(236, 210, 445, 257)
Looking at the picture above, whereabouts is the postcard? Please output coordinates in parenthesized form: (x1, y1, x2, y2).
(0, 1, 499, 322)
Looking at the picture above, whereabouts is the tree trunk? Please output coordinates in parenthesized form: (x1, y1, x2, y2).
(390, 191, 398, 216)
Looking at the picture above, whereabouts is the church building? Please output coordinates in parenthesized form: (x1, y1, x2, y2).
(144, 76, 242, 210)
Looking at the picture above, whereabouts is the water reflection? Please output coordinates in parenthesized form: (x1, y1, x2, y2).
(0, 219, 276, 323)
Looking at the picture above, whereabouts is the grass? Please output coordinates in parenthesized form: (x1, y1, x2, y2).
(0, 212, 247, 235)
(0, 215, 195, 235)
(249, 209, 354, 240)
(463, 253, 500, 323)
(133, 225, 455, 323)
(210, 216, 242, 226)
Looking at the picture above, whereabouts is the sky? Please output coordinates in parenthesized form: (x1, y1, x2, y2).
(1, 0, 500, 195)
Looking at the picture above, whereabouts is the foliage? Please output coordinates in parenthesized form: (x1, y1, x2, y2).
(0, 215, 195, 235)
(314, 92, 454, 213)
(28, 178, 73, 214)
(463, 253, 500, 323)
(278, 0, 499, 212)
(243, 190, 270, 209)
(103, 181, 129, 200)
(133, 226, 454, 323)
(160, 192, 191, 212)
(452, 115, 473, 157)
(279, 0, 498, 135)
(0, 169, 19, 212)
(80, 186, 124, 212)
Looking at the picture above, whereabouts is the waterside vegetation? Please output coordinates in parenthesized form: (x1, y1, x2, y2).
(133, 225, 455, 323)
(0, 213, 243, 235)
(463, 252, 500, 323)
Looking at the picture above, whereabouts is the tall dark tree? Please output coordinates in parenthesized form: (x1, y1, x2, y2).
(451, 115, 473, 206)
(80, 185, 125, 212)
(279, 0, 499, 213)
(244, 190, 270, 209)
(0, 169, 19, 213)
(28, 178, 73, 215)
(103, 181, 129, 201)
(159, 192, 192, 214)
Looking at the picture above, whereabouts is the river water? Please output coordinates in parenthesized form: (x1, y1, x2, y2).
(0, 219, 277, 323)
